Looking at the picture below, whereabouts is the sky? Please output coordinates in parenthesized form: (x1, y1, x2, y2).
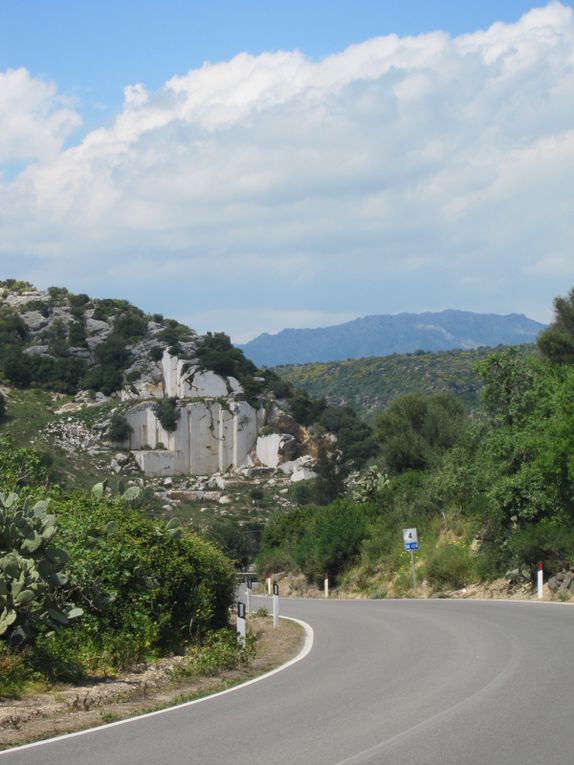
(1, 1, 573, 343)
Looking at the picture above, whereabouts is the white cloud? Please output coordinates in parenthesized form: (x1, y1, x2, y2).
(0, 68, 80, 165)
(0, 3, 573, 338)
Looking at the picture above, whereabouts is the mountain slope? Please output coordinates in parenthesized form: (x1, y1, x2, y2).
(240, 310, 545, 366)
(275, 344, 536, 420)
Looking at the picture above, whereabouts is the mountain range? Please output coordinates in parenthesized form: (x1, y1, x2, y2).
(239, 310, 545, 367)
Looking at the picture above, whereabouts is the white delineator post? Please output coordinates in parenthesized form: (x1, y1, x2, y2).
(272, 582, 279, 629)
(537, 561, 544, 599)
(324, 573, 329, 599)
(266, 576, 272, 595)
(236, 601, 246, 645)
(245, 579, 251, 615)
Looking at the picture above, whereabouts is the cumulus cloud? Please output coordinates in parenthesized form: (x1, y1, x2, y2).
(0, 68, 80, 165)
(0, 3, 573, 339)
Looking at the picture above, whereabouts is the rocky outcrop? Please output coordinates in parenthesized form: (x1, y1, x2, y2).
(547, 570, 574, 595)
(256, 433, 298, 468)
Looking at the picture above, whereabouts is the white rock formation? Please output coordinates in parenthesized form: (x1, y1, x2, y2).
(126, 398, 265, 477)
(256, 433, 298, 468)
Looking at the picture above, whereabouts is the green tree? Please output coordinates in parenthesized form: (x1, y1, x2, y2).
(538, 286, 574, 363)
(375, 392, 466, 474)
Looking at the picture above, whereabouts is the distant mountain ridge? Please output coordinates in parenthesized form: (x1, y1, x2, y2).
(239, 310, 545, 367)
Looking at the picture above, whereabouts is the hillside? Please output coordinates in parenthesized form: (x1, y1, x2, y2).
(275, 345, 536, 420)
(239, 310, 545, 366)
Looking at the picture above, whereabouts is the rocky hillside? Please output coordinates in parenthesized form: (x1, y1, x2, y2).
(0, 280, 320, 481)
(239, 309, 545, 366)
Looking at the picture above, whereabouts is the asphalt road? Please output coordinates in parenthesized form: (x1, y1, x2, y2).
(2, 598, 573, 764)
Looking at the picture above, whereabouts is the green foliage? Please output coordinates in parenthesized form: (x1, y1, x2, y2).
(0, 440, 52, 491)
(107, 413, 133, 443)
(258, 500, 369, 583)
(508, 521, 574, 577)
(0, 491, 82, 646)
(175, 628, 256, 679)
(203, 519, 261, 569)
(196, 333, 260, 398)
(0, 392, 5, 423)
(47, 286, 69, 305)
(83, 335, 132, 395)
(114, 311, 148, 340)
(152, 397, 180, 432)
(318, 405, 378, 468)
(288, 390, 326, 425)
(0, 279, 34, 294)
(55, 495, 235, 654)
(276, 345, 529, 421)
(537, 286, 574, 363)
(312, 443, 346, 505)
(149, 345, 164, 362)
(0, 642, 35, 697)
(375, 391, 466, 474)
(68, 320, 87, 347)
(424, 545, 474, 590)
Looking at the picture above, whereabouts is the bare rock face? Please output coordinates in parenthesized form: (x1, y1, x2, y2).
(256, 433, 299, 468)
(20, 310, 49, 332)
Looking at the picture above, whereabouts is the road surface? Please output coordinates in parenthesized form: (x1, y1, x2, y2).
(2, 598, 573, 764)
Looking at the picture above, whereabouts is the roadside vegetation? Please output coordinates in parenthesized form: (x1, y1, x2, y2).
(0, 442, 242, 699)
(258, 288, 574, 598)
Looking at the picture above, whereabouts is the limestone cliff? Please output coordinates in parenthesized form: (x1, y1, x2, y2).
(0, 280, 314, 478)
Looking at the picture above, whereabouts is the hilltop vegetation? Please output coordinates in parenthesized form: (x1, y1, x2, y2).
(276, 345, 534, 420)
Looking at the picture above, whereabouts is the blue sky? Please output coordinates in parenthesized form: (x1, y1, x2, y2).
(1, 1, 573, 341)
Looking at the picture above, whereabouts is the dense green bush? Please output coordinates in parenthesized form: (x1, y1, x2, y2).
(55, 495, 235, 652)
(375, 391, 467, 474)
(258, 500, 369, 583)
(152, 397, 180, 432)
(424, 545, 474, 590)
(107, 413, 133, 442)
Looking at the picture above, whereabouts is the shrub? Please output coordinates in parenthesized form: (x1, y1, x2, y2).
(0, 643, 34, 698)
(107, 413, 132, 443)
(152, 397, 180, 432)
(425, 545, 474, 590)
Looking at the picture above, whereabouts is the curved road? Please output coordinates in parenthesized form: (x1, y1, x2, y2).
(2, 598, 574, 764)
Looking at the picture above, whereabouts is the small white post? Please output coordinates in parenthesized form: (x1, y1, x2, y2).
(537, 561, 544, 599)
(236, 601, 246, 644)
(324, 573, 329, 599)
(266, 577, 272, 595)
(272, 582, 279, 629)
(245, 579, 251, 615)
(410, 549, 417, 597)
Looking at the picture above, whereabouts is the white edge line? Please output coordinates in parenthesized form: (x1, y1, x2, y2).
(0, 616, 314, 757)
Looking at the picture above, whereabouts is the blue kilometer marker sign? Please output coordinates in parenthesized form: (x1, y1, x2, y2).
(403, 528, 419, 551)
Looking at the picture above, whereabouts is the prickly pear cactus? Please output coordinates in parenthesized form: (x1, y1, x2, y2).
(351, 466, 390, 503)
(0, 492, 82, 645)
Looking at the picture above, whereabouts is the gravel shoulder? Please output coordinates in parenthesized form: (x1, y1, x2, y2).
(0, 615, 304, 750)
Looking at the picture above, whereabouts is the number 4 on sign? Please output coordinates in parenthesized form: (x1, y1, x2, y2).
(402, 528, 418, 547)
